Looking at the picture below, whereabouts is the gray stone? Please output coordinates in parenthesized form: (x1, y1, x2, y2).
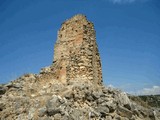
(95, 105, 109, 118)
(38, 107, 47, 117)
(92, 91, 101, 99)
(0, 102, 5, 111)
(117, 106, 133, 119)
(5, 82, 22, 89)
(63, 90, 74, 99)
(105, 116, 112, 120)
(28, 107, 35, 120)
(46, 96, 61, 116)
(117, 92, 131, 106)
(47, 108, 61, 116)
(70, 108, 83, 120)
(114, 114, 121, 120)
(124, 103, 131, 110)
(105, 101, 116, 113)
(85, 94, 94, 101)
(54, 113, 62, 120)
(139, 109, 147, 118)
(0, 86, 7, 95)
(89, 111, 99, 118)
(61, 115, 70, 120)
(148, 110, 155, 119)
(132, 109, 139, 117)
(97, 98, 106, 104)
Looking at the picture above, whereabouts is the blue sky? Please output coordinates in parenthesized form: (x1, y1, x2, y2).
(0, 0, 160, 95)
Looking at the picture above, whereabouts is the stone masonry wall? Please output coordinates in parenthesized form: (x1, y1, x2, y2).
(53, 14, 102, 84)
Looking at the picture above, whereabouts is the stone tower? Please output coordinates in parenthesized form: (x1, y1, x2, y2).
(53, 14, 102, 84)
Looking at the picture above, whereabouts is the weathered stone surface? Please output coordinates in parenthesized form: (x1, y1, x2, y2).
(53, 14, 102, 84)
(117, 105, 133, 119)
(0, 79, 160, 119)
(46, 96, 61, 116)
(54, 113, 62, 120)
(95, 105, 109, 116)
(0, 85, 7, 95)
(0, 102, 5, 111)
(38, 107, 47, 117)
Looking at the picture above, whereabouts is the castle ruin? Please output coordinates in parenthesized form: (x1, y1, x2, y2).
(53, 14, 102, 84)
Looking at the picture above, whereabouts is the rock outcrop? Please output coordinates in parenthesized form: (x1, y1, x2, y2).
(1, 76, 160, 120)
(0, 14, 160, 120)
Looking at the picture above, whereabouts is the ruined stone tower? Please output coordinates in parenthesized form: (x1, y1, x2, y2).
(53, 14, 102, 84)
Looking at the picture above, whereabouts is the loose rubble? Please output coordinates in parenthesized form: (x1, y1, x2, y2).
(0, 76, 160, 120)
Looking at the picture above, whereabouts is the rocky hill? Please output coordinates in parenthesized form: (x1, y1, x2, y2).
(139, 95, 160, 108)
(129, 95, 160, 108)
(0, 14, 160, 120)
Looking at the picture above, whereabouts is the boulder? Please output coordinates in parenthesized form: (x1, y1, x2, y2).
(46, 96, 61, 116)
(38, 107, 47, 117)
(117, 105, 133, 119)
(0, 86, 7, 95)
(95, 105, 109, 117)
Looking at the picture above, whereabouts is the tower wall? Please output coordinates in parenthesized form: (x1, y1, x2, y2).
(53, 14, 102, 84)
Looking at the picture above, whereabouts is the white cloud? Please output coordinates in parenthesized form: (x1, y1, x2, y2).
(108, 0, 148, 4)
(135, 86, 160, 95)
(107, 84, 115, 88)
(106, 84, 160, 95)
(107, 84, 160, 95)
(138, 86, 160, 95)
(109, 0, 135, 4)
